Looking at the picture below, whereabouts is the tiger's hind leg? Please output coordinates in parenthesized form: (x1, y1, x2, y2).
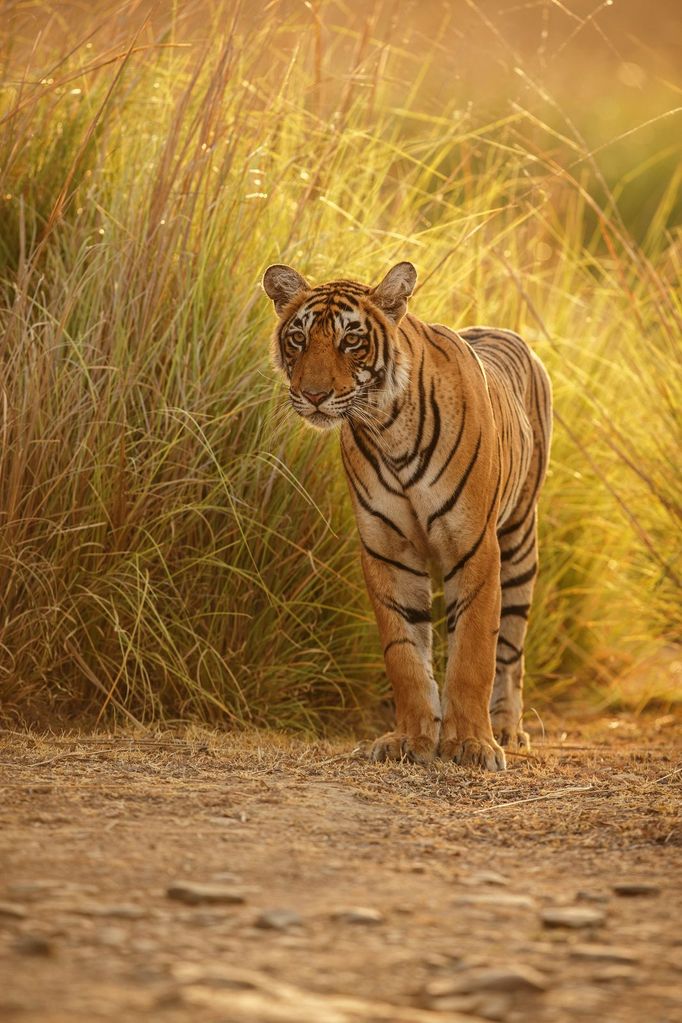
(490, 509, 538, 749)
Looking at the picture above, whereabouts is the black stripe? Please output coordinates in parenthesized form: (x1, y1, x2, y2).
(430, 400, 467, 486)
(375, 319, 389, 374)
(340, 445, 371, 498)
(421, 322, 450, 359)
(350, 424, 403, 496)
(393, 349, 426, 469)
(498, 637, 522, 655)
(496, 650, 523, 665)
(501, 563, 537, 590)
(379, 398, 403, 431)
(404, 380, 441, 488)
(383, 638, 417, 656)
(500, 603, 530, 619)
(446, 580, 485, 634)
(381, 598, 431, 625)
(496, 638, 523, 666)
(499, 515, 536, 561)
(427, 432, 481, 531)
(343, 460, 406, 538)
(444, 469, 501, 585)
(362, 542, 428, 577)
(431, 325, 460, 346)
(511, 533, 537, 566)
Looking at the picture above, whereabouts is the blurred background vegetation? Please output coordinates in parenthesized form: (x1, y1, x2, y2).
(0, 0, 680, 731)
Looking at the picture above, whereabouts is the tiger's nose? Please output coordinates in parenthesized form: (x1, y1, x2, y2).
(301, 389, 330, 407)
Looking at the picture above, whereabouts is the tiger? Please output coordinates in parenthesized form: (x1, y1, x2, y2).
(262, 261, 552, 771)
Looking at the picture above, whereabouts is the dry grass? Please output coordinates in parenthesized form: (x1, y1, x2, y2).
(0, 1, 680, 732)
(2, 710, 680, 849)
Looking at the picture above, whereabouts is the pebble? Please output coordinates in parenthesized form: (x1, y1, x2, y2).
(612, 881, 660, 897)
(427, 964, 548, 996)
(7, 881, 95, 899)
(13, 934, 52, 956)
(462, 870, 509, 887)
(475, 994, 512, 1021)
(576, 889, 610, 903)
(423, 952, 462, 969)
(0, 902, 27, 919)
(130, 938, 158, 954)
(7, 881, 57, 899)
(591, 965, 638, 983)
(70, 903, 145, 919)
(167, 882, 249, 906)
(541, 907, 605, 929)
(255, 909, 303, 931)
(432, 993, 512, 1021)
(331, 906, 384, 925)
(97, 926, 128, 947)
(454, 893, 535, 910)
(570, 943, 640, 964)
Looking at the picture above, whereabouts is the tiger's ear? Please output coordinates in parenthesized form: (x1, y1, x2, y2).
(371, 261, 417, 323)
(262, 264, 310, 314)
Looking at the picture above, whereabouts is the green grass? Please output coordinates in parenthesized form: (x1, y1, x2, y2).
(0, 4, 680, 730)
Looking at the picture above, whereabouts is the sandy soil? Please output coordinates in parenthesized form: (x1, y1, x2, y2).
(0, 712, 680, 1023)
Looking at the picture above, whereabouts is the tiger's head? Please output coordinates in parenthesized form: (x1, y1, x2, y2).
(262, 262, 416, 430)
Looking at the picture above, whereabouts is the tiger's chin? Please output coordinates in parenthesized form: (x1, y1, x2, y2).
(297, 410, 343, 431)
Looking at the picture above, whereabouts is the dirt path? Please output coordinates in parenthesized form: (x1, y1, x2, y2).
(0, 714, 680, 1023)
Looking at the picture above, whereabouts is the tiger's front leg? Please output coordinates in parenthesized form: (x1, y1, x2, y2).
(361, 547, 441, 765)
(440, 525, 506, 772)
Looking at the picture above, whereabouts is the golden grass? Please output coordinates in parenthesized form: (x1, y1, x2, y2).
(0, 2, 680, 730)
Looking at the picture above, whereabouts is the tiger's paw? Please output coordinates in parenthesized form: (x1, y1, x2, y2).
(439, 736, 506, 772)
(369, 732, 436, 766)
(491, 714, 531, 750)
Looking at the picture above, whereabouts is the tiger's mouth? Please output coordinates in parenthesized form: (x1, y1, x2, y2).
(296, 407, 342, 431)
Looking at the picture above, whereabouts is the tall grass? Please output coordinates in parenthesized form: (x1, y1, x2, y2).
(0, 4, 680, 729)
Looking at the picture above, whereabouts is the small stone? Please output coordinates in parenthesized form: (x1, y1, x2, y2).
(541, 907, 605, 929)
(331, 906, 384, 925)
(7, 881, 95, 899)
(612, 881, 660, 897)
(426, 978, 472, 998)
(97, 926, 128, 947)
(431, 964, 548, 996)
(474, 994, 513, 1021)
(167, 882, 248, 906)
(154, 987, 186, 1009)
(576, 890, 610, 903)
(255, 909, 302, 931)
(429, 994, 479, 1014)
(454, 893, 535, 910)
(0, 902, 27, 919)
(70, 903, 145, 919)
(13, 934, 52, 956)
(591, 965, 638, 983)
(464, 870, 509, 887)
(423, 953, 461, 969)
(571, 944, 640, 964)
(130, 938, 158, 954)
(7, 881, 60, 899)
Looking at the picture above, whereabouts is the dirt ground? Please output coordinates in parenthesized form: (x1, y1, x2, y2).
(0, 712, 680, 1023)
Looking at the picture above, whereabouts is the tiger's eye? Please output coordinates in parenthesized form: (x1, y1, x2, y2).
(340, 334, 363, 353)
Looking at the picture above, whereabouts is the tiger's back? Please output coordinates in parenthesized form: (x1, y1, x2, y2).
(454, 325, 552, 530)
